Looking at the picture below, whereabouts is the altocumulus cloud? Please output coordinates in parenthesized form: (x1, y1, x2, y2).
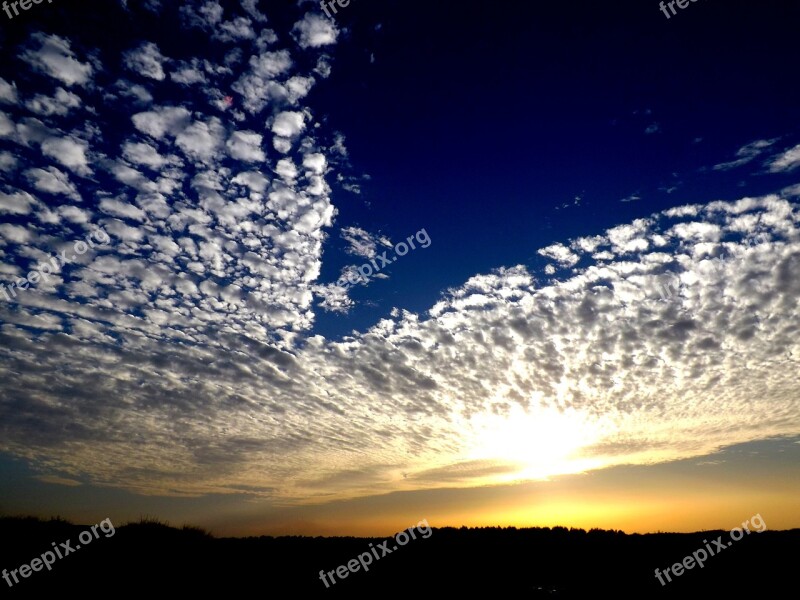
(0, 1, 798, 504)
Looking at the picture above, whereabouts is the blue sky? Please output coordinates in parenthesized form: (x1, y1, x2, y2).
(311, 0, 800, 335)
(0, 0, 799, 535)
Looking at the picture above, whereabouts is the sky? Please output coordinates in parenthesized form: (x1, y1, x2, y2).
(0, 0, 798, 537)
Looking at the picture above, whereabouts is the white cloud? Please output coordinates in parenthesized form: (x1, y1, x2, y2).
(768, 144, 800, 173)
(341, 226, 390, 259)
(0, 112, 13, 138)
(0, 78, 19, 104)
(21, 33, 93, 86)
(226, 130, 266, 162)
(175, 118, 225, 163)
(0, 191, 37, 216)
(273, 136, 292, 154)
(292, 13, 339, 49)
(538, 242, 580, 267)
(170, 60, 207, 85)
(0, 151, 18, 172)
(181, 0, 224, 29)
(25, 87, 82, 116)
(58, 205, 91, 224)
(116, 80, 153, 104)
(714, 138, 777, 171)
(274, 157, 298, 181)
(122, 141, 169, 170)
(41, 136, 92, 176)
(216, 16, 256, 42)
(240, 0, 267, 22)
(231, 170, 270, 193)
(124, 42, 168, 81)
(303, 153, 327, 174)
(0, 223, 32, 244)
(24, 166, 80, 200)
(271, 110, 306, 137)
(250, 49, 293, 78)
(286, 75, 315, 102)
(98, 197, 147, 222)
(232, 50, 295, 114)
(132, 106, 191, 139)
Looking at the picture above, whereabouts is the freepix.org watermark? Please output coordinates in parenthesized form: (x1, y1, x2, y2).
(2, 0, 56, 20)
(654, 513, 766, 586)
(318, 519, 432, 588)
(0, 227, 110, 303)
(658, 0, 705, 20)
(2, 518, 115, 588)
(320, 0, 352, 20)
(337, 228, 431, 290)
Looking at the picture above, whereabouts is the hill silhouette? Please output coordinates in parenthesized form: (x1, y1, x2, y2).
(0, 516, 795, 596)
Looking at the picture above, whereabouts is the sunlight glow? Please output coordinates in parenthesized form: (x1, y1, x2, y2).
(466, 406, 610, 481)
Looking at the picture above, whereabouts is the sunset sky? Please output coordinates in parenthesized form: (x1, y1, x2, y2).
(1, 0, 798, 538)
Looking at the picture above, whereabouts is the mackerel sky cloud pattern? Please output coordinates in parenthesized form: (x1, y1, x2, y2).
(0, 0, 798, 512)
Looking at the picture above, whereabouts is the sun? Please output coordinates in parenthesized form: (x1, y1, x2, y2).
(465, 405, 610, 482)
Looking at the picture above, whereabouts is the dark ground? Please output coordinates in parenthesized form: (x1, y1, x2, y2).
(0, 517, 796, 597)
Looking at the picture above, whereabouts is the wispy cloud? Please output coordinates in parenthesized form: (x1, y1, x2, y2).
(713, 138, 777, 171)
(767, 144, 800, 173)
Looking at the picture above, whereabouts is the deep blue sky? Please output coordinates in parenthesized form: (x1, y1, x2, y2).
(309, 0, 800, 336)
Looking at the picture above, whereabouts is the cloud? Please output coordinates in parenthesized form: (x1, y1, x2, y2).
(232, 50, 294, 114)
(0, 191, 37, 216)
(98, 197, 147, 221)
(132, 106, 191, 139)
(170, 60, 207, 85)
(226, 130, 266, 162)
(0, 151, 18, 172)
(3, 193, 798, 503)
(122, 141, 169, 170)
(115, 80, 153, 104)
(271, 110, 306, 137)
(20, 33, 93, 86)
(124, 42, 169, 81)
(175, 118, 225, 163)
(538, 242, 580, 267)
(292, 13, 339, 49)
(341, 226, 391, 259)
(216, 16, 256, 42)
(25, 87, 82, 116)
(241, 0, 267, 21)
(181, 0, 224, 29)
(0, 223, 33, 244)
(36, 475, 82, 487)
(40, 136, 92, 176)
(768, 144, 800, 173)
(24, 166, 80, 200)
(0, 78, 19, 104)
(713, 138, 777, 171)
(781, 183, 800, 198)
(645, 123, 660, 134)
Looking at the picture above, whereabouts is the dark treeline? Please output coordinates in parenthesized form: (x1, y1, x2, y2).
(0, 516, 795, 597)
